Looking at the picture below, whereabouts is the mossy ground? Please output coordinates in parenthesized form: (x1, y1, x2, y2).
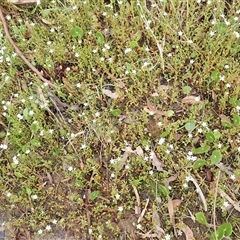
(0, 0, 240, 239)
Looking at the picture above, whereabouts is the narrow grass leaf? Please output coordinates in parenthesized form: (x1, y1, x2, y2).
(193, 145, 210, 154)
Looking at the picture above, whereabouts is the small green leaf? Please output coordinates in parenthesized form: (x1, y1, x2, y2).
(221, 121, 231, 128)
(213, 130, 221, 139)
(89, 190, 100, 201)
(0, 131, 6, 138)
(129, 40, 138, 48)
(219, 222, 232, 236)
(183, 86, 192, 95)
(111, 109, 122, 116)
(211, 70, 220, 82)
(229, 95, 239, 106)
(161, 130, 170, 138)
(233, 114, 240, 126)
(14, 172, 23, 178)
(195, 212, 208, 225)
(166, 110, 174, 117)
(193, 160, 206, 169)
(26, 187, 32, 196)
(158, 185, 169, 197)
(95, 32, 105, 44)
(210, 150, 222, 164)
(30, 138, 41, 147)
(193, 145, 210, 154)
(23, 108, 29, 119)
(206, 132, 215, 143)
(184, 120, 196, 131)
(70, 26, 84, 38)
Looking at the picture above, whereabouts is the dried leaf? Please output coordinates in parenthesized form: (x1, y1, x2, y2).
(144, 99, 166, 116)
(135, 146, 144, 156)
(132, 185, 141, 214)
(177, 222, 194, 240)
(151, 151, 164, 171)
(182, 95, 202, 104)
(168, 199, 178, 237)
(62, 77, 74, 93)
(164, 173, 178, 188)
(152, 206, 165, 237)
(102, 89, 118, 99)
(219, 114, 231, 123)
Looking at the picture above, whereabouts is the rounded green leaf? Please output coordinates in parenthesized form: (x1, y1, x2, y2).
(111, 109, 122, 116)
(70, 26, 84, 38)
(195, 212, 207, 225)
(210, 150, 222, 164)
(193, 160, 206, 169)
(26, 187, 32, 196)
(89, 190, 100, 201)
(183, 86, 192, 95)
(213, 130, 221, 139)
(233, 114, 240, 126)
(221, 121, 231, 128)
(166, 110, 174, 117)
(219, 222, 232, 236)
(0, 131, 6, 138)
(185, 120, 196, 132)
(211, 70, 220, 82)
(95, 32, 105, 44)
(193, 145, 210, 154)
(206, 132, 215, 143)
(31, 138, 41, 147)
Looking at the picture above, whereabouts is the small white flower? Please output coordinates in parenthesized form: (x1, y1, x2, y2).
(230, 175, 236, 180)
(218, 143, 222, 148)
(238, 146, 240, 152)
(29, 110, 34, 116)
(178, 31, 183, 36)
(0, 144, 8, 150)
(124, 48, 132, 54)
(158, 138, 165, 145)
(6, 192, 11, 197)
(149, 170, 154, 175)
(52, 219, 57, 224)
(46, 225, 51, 231)
(38, 229, 43, 234)
(81, 144, 86, 149)
(36, 0, 41, 5)
(6, 15, 11, 20)
(197, 128, 203, 133)
(88, 228, 93, 234)
(17, 114, 23, 120)
(185, 176, 193, 182)
(68, 166, 73, 171)
(49, 129, 54, 134)
(165, 234, 171, 240)
(76, 83, 81, 88)
(31, 194, 38, 200)
(226, 83, 231, 88)
(202, 122, 207, 127)
(157, 121, 163, 126)
(118, 206, 123, 212)
(136, 224, 141, 229)
(110, 173, 115, 178)
(177, 230, 183, 236)
(25, 149, 30, 154)
(115, 193, 120, 200)
(224, 64, 230, 69)
(190, 59, 194, 64)
(75, 53, 80, 58)
(220, 75, 225, 81)
(187, 39, 193, 44)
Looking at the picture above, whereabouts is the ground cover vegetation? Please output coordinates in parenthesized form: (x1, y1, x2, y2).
(0, 0, 240, 239)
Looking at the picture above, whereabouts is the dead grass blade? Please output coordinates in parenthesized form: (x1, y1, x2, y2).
(132, 185, 141, 215)
(151, 151, 164, 171)
(218, 189, 240, 212)
(102, 89, 119, 99)
(152, 205, 165, 238)
(189, 176, 208, 211)
(138, 198, 149, 223)
(168, 199, 182, 237)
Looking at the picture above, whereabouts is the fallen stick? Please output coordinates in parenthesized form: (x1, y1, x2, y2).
(0, 6, 56, 88)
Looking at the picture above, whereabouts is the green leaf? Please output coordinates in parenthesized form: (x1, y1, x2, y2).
(129, 41, 138, 48)
(213, 130, 221, 139)
(23, 108, 29, 119)
(206, 132, 215, 143)
(210, 150, 222, 164)
(161, 130, 170, 138)
(30, 138, 41, 147)
(211, 70, 220, 82)
(14, 172, 23, 178)
(158, 185, 169, 197)
(221, 121, 231, 128)
(183, 86, 192, 95)
(184, 120, 196, 131)
(229, 95, 239, 106)
(26, 187, 32, 196)
(193, 145, 210, 154)
(111, 109, 122, 116)
(193, 160, 206, 169)
(233, 114, 240, 126)
(70, 26, 84, 38)
(166, 110, 174, 117)
(0, 131, 6, 138)
(95, 32, 105, 44)
(89, 190, 100, 201)
(219, 222, 232, 236)
(195, 212, 208, 225)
